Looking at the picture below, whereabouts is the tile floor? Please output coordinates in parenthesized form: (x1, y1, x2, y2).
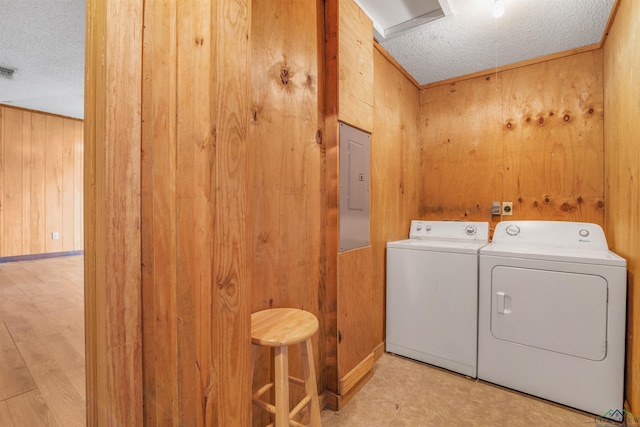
(321, 353, 623, 427)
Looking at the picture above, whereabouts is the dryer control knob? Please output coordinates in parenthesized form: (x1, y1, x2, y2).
(465, 225, 477, 235)
(506, 225, 520, 236)
(579, 229, 590, 237)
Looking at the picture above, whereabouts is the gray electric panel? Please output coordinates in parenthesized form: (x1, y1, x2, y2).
(339, 122, 371, 252)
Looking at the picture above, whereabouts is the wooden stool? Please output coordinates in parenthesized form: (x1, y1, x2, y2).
(251, 308, 322, 427)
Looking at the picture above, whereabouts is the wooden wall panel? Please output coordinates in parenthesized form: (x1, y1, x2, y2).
(45, 116, 63, 253)
(21, 113, 31, 252)
(249, 1, 323, 422)
(2, 108, 24, 256)
(73, 121, 83, 251)
(337, 247, 373, 377)
(0, 106, 82, 258)
(502, 51, 604, 224)
(138, 0, 252, 425)
(420, 51, 604, 228)
(30, 114, 47, 255)
(61, 119, 75, 251)
(337, 0, 374, 132)
(603, 0, 640, 414)
(85, 0, 143, 425)
(371, 47, 420, 348)
(420, 75, 503, 224)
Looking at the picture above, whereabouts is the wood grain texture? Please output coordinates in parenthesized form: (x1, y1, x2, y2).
(0, 106, 83, 258)
(0, 256, 85, 427)
(337, 247, 373, 379)
(371, 48, 420, 349)
(420, 75, 503, 225)
(501, 51, 604, 223)
(420, 51, 604, 228)
(603, 0, 640, 414)
(0, 322, 37, 401)
(337, 0, 374, 132)
(250, 0, 323, 422)
(84, 0, 143, 425)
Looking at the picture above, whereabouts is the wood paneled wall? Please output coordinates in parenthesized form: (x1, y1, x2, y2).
(86, 0, 251, 425)
(249, 0, 323, 423)
(0, 106, 83, 257)
(603, 0, 640, 414)
(325, 0, 377, 406)
(420, 51, 605, 228)
(371, 46, 420, 349)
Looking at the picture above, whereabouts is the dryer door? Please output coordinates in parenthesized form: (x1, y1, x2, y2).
(490, 266, 608, 361)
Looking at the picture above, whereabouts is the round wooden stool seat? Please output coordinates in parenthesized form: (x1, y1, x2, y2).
(251, 308, 319, 346)
(251, 308, 321, 427)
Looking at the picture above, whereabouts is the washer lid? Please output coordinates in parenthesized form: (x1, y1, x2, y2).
(387, 238, 488, 254)
(481, 242, 626, 267)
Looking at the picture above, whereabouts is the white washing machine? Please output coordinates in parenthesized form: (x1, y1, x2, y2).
(386, 220, 489, 378)
(478, 221, 627, 421)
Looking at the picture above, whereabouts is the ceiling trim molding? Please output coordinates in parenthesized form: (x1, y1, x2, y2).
(373, 41, 421, 89)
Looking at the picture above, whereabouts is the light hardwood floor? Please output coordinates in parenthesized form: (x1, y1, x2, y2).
(0, 256, 85, 427)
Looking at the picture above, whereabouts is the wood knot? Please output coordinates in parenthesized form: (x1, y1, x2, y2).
(525, 117, 531, 123)
(269, 298, 273, 307)
(195, 37, 204, 46)
(517, 197, 523, 203)
(577, 196, 584, 204)
(538, 117, 545, 125)
(549, 112, 554, 117)
(597, 200, 604, 209)
(533, 201, 539, 208)
(544, 197, 550, 203)
(561, 202, 571, 212)
(506, 122, 512, 129)
(316, 129, 322, 144)
(563, 114, 571, 122)
(280, 68, 289, 85)
(588, 108, 594, 115)
(252, 110, 257, 122)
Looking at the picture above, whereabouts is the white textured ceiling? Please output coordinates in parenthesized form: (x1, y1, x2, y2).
(362, 0, 615, 86)
(0, 0, 85, 119)
(0, 1, 615, 119)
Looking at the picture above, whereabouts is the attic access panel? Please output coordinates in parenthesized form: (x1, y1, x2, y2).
(354, 0, 453, 41)
(339, 123, 370, 252)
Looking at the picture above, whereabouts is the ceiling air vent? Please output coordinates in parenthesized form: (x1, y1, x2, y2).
(0, 66, 16, 79)
(354, 0, 453, 41)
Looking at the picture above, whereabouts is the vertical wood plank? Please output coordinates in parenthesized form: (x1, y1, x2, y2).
(73, 120, 83, 251)
(85, 0, 143, 425)
(2, 108, 24, 257)
(603, 0, 640, 414)
(30, 114, 47, 255)
(141, 0, 178, 425)
(337, 0, 374, 132)
(21, 112, 32, 252)
(249, 0, 323, 421)
(213, 0, 251, 424)
(62, 119, 76, 251)
(45, 116, 63, 253)
(0, 108, 4, 258)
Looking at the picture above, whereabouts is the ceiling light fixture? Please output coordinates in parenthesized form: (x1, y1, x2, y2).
(492, 0, 505, 18)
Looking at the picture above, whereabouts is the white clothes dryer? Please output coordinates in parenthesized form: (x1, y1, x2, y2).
(478, 221, 626, 421)
(386, 220, 489, 378)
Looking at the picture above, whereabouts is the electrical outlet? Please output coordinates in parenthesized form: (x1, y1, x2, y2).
(52, 232, 59, 240)
(502, 202, 513, 216)
(491, 202, 501, 215)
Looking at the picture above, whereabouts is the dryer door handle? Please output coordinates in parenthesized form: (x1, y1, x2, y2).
(497, 292, 512, 314)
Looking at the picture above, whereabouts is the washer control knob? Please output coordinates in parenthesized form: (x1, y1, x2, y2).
(425, 225, 432, 231)
(506, 225, 520, 236)
(465, 225, 477, 235)
(579, 229, 590, 237)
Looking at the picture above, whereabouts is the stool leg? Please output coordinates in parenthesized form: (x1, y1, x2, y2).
(300, 338, 321, 427)
(274, 345, 290, 427)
